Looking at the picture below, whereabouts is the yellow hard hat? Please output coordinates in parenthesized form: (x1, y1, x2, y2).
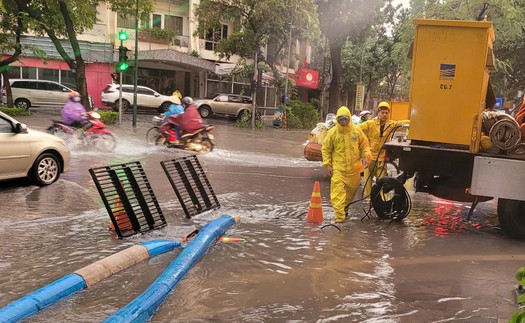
(377, 101, 390, 111)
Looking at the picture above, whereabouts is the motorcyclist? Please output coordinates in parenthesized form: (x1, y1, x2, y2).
(160, 95, 184, 143)
(175, 96, 205, 134)
(61, 91, 88, 128)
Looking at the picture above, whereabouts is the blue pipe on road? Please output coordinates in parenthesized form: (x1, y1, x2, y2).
(0, 240, 181, 323)
(105, 214, 239, 323)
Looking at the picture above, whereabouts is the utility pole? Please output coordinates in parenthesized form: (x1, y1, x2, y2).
(251, 51, 258, 129)
(132, 0, 139, 128)
(282, 18, 293, 129)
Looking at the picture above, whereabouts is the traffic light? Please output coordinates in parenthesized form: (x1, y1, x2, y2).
(117, 45, 129, 71)
(111, 73, 119, 82)
(118, 31, 129, 41)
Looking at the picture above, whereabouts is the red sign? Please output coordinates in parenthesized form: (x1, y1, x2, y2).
(293, 68, 319, 89)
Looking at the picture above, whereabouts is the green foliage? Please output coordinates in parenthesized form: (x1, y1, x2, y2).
(140, 27, 177, 40)
(0, 107, 31, 117)
(234, 110, 264, 129)
(511, 266, 525, 322)
(285, 99, 319, 129)
(510, 311, 525, 323)
(98, 110, 118, 125)
(190, 50, 200, 58)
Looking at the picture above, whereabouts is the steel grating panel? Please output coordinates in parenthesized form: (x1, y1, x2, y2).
(160, 155, 220, 218)
(89, 161, 167, 238)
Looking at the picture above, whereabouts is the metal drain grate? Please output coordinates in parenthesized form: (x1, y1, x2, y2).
(89, 161, 167, 238)
(160, 155, 220, 218)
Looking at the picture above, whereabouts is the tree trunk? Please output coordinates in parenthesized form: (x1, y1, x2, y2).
(59, 1, 90, 109)
(328, 42, 343, 114)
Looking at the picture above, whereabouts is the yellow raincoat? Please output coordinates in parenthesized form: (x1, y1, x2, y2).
(359, 117, 409, 198)
(322, 106, 371, 222)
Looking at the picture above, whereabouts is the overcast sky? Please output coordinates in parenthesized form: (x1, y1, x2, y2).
(393, 0, 411, 8)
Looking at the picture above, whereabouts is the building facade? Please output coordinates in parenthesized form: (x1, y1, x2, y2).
(2, 0, 312, 110)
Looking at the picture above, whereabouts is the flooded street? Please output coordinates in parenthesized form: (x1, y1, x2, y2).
(1, 109, 524, 322)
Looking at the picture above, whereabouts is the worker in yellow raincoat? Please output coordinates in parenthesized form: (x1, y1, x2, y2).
(359, 101, 410, 199)
(322, 106, 372, 223)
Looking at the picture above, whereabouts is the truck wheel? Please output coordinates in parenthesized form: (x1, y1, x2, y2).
(497, 198, 525, 240)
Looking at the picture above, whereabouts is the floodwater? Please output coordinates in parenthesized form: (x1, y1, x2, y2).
(1, 110, 524, 322)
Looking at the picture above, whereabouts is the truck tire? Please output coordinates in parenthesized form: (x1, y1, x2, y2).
(497, 198, 525, 240)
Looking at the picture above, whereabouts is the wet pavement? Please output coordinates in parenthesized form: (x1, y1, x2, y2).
(1, 108, 524, 322)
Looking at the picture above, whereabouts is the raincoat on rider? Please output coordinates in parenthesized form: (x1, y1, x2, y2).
(322, 106, 371, 222)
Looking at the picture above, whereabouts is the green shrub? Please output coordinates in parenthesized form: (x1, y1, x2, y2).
(234, 110, 264, 129)
(0, 107, 31, 117)
(285, 100, 319, 129)
(510, 267, 525, 323)
(140, 27, 176, 40)
(98, 110, 118, 125)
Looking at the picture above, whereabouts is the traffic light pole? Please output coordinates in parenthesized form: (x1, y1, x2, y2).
(132, 0, 139, 128)
(118, 70, 123, 126)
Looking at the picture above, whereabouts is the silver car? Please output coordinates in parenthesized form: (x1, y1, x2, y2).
(194, 93, 253, 120)
(0, 112, 70, 186)
(1, 79, 93, 110)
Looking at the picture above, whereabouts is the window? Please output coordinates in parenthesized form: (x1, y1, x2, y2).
(46, 82, 63, 92)
(165, 15, 183, 35)
(229, 95, 242, 103)
(39, 69, 59, 83)
(217, 95, 228, 102)
(117, 15, 136, 29)
(0, 117, 13, 133)
(203, 24, 228, 51)
(152, 14, 161, 28)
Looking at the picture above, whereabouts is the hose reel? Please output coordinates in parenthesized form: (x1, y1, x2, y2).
(371, 177, 411, 221)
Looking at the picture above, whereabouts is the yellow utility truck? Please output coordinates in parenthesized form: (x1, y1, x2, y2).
(376, 18, 525, 239)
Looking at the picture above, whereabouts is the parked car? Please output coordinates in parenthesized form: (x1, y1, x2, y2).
(194, 93, 253, 120)
(0, 111, 70, 186)
(1, 79, 93, 110)
(101, 84, 172, 113)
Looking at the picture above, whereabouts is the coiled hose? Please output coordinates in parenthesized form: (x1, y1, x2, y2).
(489, 116, 521, 150)
(370, 177, 411, 221)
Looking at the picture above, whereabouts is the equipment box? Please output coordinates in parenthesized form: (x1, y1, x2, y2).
(408, 19, 496, 149)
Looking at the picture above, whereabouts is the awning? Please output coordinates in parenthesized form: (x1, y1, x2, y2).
(137, 49, 216, 72)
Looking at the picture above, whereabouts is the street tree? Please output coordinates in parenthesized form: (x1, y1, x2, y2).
(341, 1, 410, 109)
(0, 0, 28, 107)
(11, 0, 153, 110)
(316, 0, 384, 114)
(194, 0, 320, 95)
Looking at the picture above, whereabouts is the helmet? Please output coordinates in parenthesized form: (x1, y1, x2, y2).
(377, 101, 390, 111)
(359, 110, 371, 117)
(68, 91, 80, 98)
(181, 96, 193, 105)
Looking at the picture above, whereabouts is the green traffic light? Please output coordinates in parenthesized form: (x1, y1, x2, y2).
(118, 61, 129, 71)
(118, 31, 129, 41)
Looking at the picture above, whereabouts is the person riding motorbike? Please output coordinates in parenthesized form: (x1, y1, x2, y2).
(61, 91, 88, 128)
(175, 96, 205, 133)
(160, 95, 184, 143)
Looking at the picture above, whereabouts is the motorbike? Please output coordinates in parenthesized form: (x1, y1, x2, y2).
(146, 116, 215, 153)
(48, 110, 117, 152)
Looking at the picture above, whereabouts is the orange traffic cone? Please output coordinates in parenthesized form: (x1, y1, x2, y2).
(306, 181, 323, 223)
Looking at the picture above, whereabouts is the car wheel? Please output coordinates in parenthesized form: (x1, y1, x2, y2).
(31, 153, 61, 186)
(199, 105, 212, 118)
(159, 102, 171, 113)
(14, 98, 31, 111)
(237, 109, 251, 121)
(114, 100, 130, 112)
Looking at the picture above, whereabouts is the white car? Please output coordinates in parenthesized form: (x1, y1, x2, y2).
(101, 84, 172, 113)
(0, 111, 70, 186)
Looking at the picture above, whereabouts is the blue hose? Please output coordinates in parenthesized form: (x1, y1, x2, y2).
(105, 215, 237, 323)
(0, 240, 181, 323)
